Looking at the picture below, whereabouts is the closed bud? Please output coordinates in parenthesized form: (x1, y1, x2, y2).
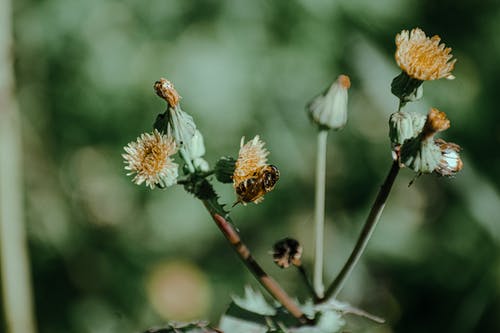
(214, 157, 236, 183)
(307, 74, 350, 130)
(388, 111, 426, 146)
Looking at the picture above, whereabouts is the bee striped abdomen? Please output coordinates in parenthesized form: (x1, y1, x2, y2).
(234, 164, 280, 205)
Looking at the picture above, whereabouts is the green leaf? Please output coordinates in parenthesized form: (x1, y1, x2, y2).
(291, 310, 344, 333)
(219, 314, 268, 333)
(143, 321, 221, 333)
(232, 286, 277, 316)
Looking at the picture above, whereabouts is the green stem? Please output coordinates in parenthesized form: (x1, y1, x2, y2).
(179, 148, 195, 173)
(176, 170, 214, 185)
(197, 169, 215, 178)
(313, 129, 328, 298)
(0, 0, 37, 331)
(322, 160, 400, 301)
(297, 265, 319, 302)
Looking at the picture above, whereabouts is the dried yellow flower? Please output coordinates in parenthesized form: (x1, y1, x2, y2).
(232, 136, 279, 205)
(154, 78, 181, 107)
(395, 28, 456, 81)
(422, 108, 450, 139)
(123, 129, 178, 189)
(233, 136, 269, 185)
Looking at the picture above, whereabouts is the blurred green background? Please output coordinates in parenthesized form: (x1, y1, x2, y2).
(3, 0, 500, 332)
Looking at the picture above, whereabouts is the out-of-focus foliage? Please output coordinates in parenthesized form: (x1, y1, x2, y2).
(4, 0, 500, 332)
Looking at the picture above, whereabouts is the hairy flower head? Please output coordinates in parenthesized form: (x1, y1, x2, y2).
(123, 129, 178, 189)
(395, 28, 456, 81)
(233, 136, 269, 185)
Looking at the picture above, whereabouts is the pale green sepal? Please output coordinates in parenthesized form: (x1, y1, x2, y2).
(168, 105, 197, 148)
(389, 111, 427, 146)
(391, 71, 424, 106)
(400, 137, 441, 173)
(214, 156, 236, 183)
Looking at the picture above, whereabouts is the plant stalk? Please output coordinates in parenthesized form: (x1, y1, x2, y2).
(179, 148, 195, 173)
(0, 0, 37, 331)
(202, 202, 311, 325)
(322, 160, 400, 301)
(297, 265, 319, 302)
(313, 129, 328, 298)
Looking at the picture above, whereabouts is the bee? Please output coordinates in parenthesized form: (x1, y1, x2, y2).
(234, 164, 280, 205)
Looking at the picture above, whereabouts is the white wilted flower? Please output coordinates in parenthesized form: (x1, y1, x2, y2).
(307, 74, 351, 130)
(435, 139, 463, 176)
(122, 129, 178, 189)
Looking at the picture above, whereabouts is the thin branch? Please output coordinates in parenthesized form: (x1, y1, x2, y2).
(202, 202, 312, 325)
(179, 148, 195, 173)
(322, 160, 400, 301)
(197, 170, 215, 178)
(296, 265, 319, 302)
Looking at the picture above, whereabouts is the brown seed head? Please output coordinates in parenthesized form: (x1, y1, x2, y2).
(154, 78, 181, 107)
(422, 108, 450, 139)
(272, 238, 303, 269)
